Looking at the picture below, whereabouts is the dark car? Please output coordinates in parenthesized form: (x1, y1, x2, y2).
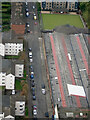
(27, 29, 30, 33)
(32, 87, 35, 92)
(31, 82, 35, 87)
(30, 74, 34, 79)
(26, 8, 29, 12)
(41, 84, 45, 89)
(29, 48, 32, 52)
(32, 91, 35, 96)
(33, 95, 36, 100)
(45, 112, 49, 117)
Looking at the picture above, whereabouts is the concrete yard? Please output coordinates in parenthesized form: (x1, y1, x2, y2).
(44, 31, 90, 118)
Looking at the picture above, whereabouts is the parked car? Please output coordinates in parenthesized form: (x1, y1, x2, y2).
(31, 81, 35, 87)
(29, 52, 32, 58)
(30, 58, 33, 62)
(26, 2, 28, 5)
(26, 22, 29, 27)
(29, 48, 32, 51)
(32, 90, 35, 96)
(34, 22, 37, 25)
(26, 12, 29, 17)
(34, 13, 36, 16)
(27, 29, 30, 33)
(32, 87, 35, 92)
(41, 84, 46, 95)
(12, 90, 15, 95)
(33, 105, 37, 109)
(33, 95, 36, 100)
(30, 74, 34, 79)
(31, 71, 34, 75)
(45, 112, 49, 117)
(26, 8, 29, 12)
(33, 6, 35, 9)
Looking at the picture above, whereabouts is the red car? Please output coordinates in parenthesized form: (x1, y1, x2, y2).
(34, 22, 37, 25)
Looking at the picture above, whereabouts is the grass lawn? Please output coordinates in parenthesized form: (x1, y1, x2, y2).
(5, 55, 19, 59)
(0, 86, 5, 90)
(42, 14, 84, 30)
(25, 107, 28, 117)
(15, 80, 22, 90)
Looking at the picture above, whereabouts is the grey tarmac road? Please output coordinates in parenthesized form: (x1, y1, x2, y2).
(24, 2, 52, 119)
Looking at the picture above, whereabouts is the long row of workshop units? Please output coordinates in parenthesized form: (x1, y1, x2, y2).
(44, 31, 90, 119)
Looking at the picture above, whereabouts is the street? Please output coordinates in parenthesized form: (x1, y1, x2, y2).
(24, 2, 53, 119)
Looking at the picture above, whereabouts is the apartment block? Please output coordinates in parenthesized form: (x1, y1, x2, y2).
(53, 2, 66, 9)
(41, 0, 78, 12)
(5, 74, 15, 90)
(5, 43, 23, 56)
(0, 72, 6, 86)
(67, 1, 78, 11)
(41, 0, 52, 10)
(0, 43, 5, 56)
(15, 101, 25, 116)
(15, 64, 24, 78)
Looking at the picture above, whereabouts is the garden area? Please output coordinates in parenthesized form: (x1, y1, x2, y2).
(42, 14, 84, 30)
(2, 2, 11, 31)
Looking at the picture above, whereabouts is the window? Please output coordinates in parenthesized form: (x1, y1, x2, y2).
(19, 74, 21, 76)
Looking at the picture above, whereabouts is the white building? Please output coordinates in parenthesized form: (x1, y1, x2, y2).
(5, 43, 23, 55)
(4, 115, 15, 120)
(0, 113, 4, 120)
(15, 101, 25, 116)
(15, 64, 24, 77)
(5, 74, 15, 90)
(0, 72, 6, 86)
(0, 43, 5, 56)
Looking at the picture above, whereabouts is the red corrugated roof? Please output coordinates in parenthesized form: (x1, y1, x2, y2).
(11, 25, 25, 34)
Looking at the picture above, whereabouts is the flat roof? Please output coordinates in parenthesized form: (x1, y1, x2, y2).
(44, 32, 89, 108)
(67, 84, 86, 97)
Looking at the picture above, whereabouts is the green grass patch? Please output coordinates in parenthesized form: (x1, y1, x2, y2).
(0, 86, 5, 90)
(42, 14, 84, 30)
(24, 70, 26, 78)
(25, 107, 28, 117)
(2, 4, 11, 7)
(5, 55, 19, 59)
(15, 80, 22, 90)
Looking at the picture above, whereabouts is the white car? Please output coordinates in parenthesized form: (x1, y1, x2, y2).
(31, 71, 34, 75)
(27, 24, 29, 27)
(12, 90, 15, 95)
(34, 13, 36, 16)
(42, 88, 46, 95)
(33, 109, 37, 116)
(41, 84, 46, 95)
(29, 52, 32, 58)
(26, 2, 28, 5)
(26, 12, 29, 17)
(30, 58, 33, 62)
(33, 6, 35, 9)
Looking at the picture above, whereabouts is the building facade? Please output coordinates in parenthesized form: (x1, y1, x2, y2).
(5, 74, 15, 90)
(15, 101, 25, 116)
(0, 72, 6, 86)
(5, 43, 23, 56)
(15, 64, 24, 78)
(41, 0, 78, 12)
(0, 43, 5, 56)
